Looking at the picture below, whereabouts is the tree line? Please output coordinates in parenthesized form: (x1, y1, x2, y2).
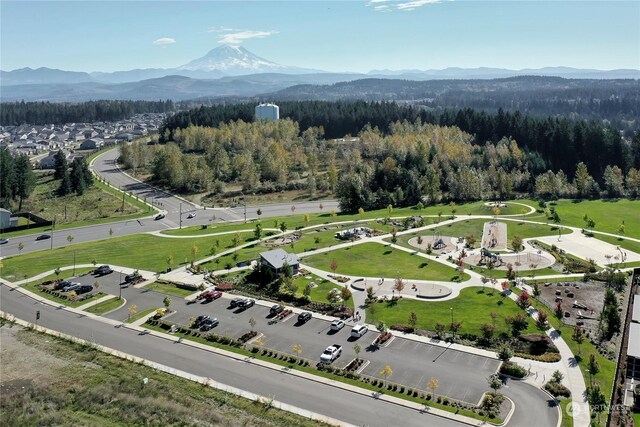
(160, 101, 639, 182)
(0, 100, 175, 126)
(0, 148, 36, 210)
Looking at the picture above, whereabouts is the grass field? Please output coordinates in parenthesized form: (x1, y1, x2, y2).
(161, 201, 535, 237)
(292, 274, 354, 308)
(84, 296, 125, 315)
(632, 411, 640, 427)
(1, 232, 253, 280)
(1, 174, 152, 238)
(143, 281, 195, 297)
(365, 287, 537, 337)
(549, 199, 640, 238)
(302, 242, 470, 281)
(0, 325, 327, 427)
(592, 233, 640, 259)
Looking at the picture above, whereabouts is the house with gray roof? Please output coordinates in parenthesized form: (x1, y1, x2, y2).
(260, 248, 299, 276)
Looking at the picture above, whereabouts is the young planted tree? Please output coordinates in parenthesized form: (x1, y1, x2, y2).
(536, 310, 549, 331)
(191, 245, 199, 264)
(249, 317, 257, 332)
(497, 346, 513, 362)
(487, 373, 503, 394)
(435, 322, 446, 339)
(427, 376, 439, 400)
(163, 296, 171, 310)
(292, 344, 303, 358)
(587, 354, 600, 386)
(330, 260, 338, 274)
(67, 234, 74, 244)
(254, 223, 263, 240)
(408, 312, 418, 330)
(393, 277, 405, 295)
(353, 342, 362, 361)
(128, 304, 138, 322)
(379, 365, 393, 388)
(572, 325, 585, 356)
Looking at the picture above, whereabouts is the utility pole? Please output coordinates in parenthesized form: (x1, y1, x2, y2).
(73, 250, 76, 276)
(119, 270, 123, 299)
(121, 187, 125, 212)
(50, 216, 55, 250)
(179, 202, 182, 229)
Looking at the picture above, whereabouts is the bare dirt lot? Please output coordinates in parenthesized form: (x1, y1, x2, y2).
(536, 280, 606, 336)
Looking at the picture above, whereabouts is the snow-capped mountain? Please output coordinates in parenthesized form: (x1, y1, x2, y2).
(177, 45, 317, 75)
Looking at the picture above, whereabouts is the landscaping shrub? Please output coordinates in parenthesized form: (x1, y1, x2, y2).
(544, 382, 571, 397)
(390, 324, 414, 333)
(500, 361, 527, 378)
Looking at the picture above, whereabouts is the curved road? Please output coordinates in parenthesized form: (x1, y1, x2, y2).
(0, 284, 558, 427)
(0, 147, 338, 258)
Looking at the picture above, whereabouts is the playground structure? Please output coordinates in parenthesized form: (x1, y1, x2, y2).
(480, 247, 504, 267)
(407, 233, 455, 253)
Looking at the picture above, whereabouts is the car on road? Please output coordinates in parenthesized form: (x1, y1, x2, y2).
(351, 324, 368, 338)
(198, 290, 223, 301)
(0, 238, 8, 245)
(229, 297, 245, 308)
(94, 265, 113, 275)
(200, 318, 219, 331)
(237, 298, 255, 309)
(320, 344, 342, 363)
(298, 312, 312, 323)
(76, 284, 94, 295)
(187, 212, 196, 219)
(270, 304, 284, 316)
(62, 283, 82, 292)
(154, 213, 166, 220)
(124, 272, 142, 283)
(36, 234, 51, 241)
(193, 315, 210, 328)
(330, 319, 345, 331)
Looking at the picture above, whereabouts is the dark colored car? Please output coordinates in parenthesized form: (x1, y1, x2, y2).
(229, 297, 245, 308)
(298, 312, 312, 323)
(200, 318, 219, 331)
(36, 234, 51, 241)
(154, 213, 166, 220)
(193, 315, 210, 328)
(237, 298, 255, 309)
(76, 284, 94, 295)
(124, 272, 142, 283)
(270, 304, 284, 315)
(54, 280, 72, 291)
(94, 265, 113, 275)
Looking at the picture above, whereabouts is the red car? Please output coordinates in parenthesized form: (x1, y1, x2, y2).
(198, 290, 222, 301)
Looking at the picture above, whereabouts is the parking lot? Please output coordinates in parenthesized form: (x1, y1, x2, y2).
(64, 271, 500, 406)
(144, 292, 498, 405)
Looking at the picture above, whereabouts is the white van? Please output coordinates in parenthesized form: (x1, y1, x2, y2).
(351, 324, 368, 338)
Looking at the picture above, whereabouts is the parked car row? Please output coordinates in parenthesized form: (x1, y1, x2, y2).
(53, 280, 93, 294)
(231, 297, 256, 310)
(193, 314, 219, 331)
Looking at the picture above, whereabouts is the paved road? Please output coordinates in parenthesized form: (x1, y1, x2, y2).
(0, 284, 468, 427)
(0, 147, 338, 258)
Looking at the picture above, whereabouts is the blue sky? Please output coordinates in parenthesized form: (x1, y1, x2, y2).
(1, 1, 638, 72)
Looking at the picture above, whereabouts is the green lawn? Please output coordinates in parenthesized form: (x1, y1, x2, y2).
(84, 296, 125, 315)
(292, 274, 354, 308)
(143, 281, 195, 297)
(559, 399, 574, 427)
(365, 287, 537, 337)
(549, 199, 640, 238)
(127, 307, 159, 323)
(302, 242, 470, 281)
(1, 172, 152, 239)
(160, 200, 535, 237)
(632, 411, 640, 427)
(1, 232, 253, 281)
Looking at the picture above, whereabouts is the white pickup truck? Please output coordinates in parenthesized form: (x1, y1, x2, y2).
(320, 344, 342, 363)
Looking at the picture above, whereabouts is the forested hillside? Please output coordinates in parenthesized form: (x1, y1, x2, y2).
(124, 106, 640, 212)
(0, 100, 175, 125)
(160, 101, 640, 181)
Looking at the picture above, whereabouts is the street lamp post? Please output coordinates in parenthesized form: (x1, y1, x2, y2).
(119, 270, 123, 300)
(73, 250, 76, 276)
(450, 307, 454, 340)
(50, 216, 55, 250)
(179, 202, 182, 229)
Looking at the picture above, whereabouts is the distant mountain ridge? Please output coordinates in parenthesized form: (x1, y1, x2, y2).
(1, 44, 638, 101)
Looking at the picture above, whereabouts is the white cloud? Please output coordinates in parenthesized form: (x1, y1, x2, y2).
(368, 0, 447, 12)
(215, 29, 279, 45)
(396, 0, 445, 11)
(152, 38, 176, 45)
